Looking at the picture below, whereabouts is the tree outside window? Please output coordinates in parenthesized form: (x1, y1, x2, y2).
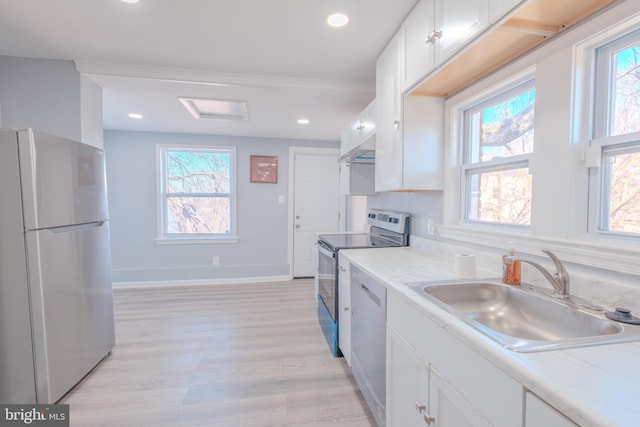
(159, 146, 235, 238)
(463, 82, 535, 225)
(594, 31, 640, 235)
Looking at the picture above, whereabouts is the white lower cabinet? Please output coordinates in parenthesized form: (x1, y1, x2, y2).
(388, 324, 491, 427)
(429, 367, 491, 427)
(386, 290, 584, 427)
(387, 291, 523, 426)
(337, 253, 351, 366)
(525, 392, 577, 427)
(387, 325, 429, 427)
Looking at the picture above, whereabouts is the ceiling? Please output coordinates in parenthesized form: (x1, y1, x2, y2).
(0, 0, 419, 141)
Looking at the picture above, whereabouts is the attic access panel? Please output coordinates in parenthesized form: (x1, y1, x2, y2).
(179, 97, 249, 121)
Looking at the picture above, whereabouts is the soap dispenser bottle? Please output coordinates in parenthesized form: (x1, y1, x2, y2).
(502, 241, 521, 285)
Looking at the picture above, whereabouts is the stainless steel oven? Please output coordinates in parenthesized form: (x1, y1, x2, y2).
(316, 209, 410, 357)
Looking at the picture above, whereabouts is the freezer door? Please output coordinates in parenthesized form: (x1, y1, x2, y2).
(0, 129, 37, 403)
(18, 129, 108, 230)
(26, 222, 115, 403)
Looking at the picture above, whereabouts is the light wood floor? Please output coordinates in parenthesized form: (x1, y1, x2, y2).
(60, 279, 376, 427)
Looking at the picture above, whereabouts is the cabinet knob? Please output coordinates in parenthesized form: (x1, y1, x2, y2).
(344, 307, 350, 311)
(339, 266, 347, 272)
(393, 120, 400, 130)
(425, 29, 442, 45)
(415, 402, 426, 413)
(356, 122, 366, 132)
(423, 414, 436, 425)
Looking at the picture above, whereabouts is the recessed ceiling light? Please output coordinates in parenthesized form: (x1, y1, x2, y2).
(327, 13, 349, 28)
(121, 0, 139, 3)
(128, 113, 143, 119)
(298, 119, 310, 125)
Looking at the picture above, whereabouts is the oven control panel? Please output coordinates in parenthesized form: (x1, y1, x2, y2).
(367, 209, 410, 234)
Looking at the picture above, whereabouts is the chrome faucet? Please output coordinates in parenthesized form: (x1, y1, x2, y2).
(507, 250, 570, 298)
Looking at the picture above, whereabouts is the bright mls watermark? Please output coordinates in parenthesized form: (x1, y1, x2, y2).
(1, 405, 69, 426)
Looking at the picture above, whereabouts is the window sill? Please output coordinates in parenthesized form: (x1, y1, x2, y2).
(154, 236, 239, 245)
(438, 224, 640, 277)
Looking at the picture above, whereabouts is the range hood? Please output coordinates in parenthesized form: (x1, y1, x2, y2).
(339, 135, 376, 164)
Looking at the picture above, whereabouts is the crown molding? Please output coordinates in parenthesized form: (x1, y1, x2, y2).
(74, 60, 375, 94)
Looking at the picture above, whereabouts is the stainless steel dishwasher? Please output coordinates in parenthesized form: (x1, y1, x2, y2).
(350, 264, 387, 427)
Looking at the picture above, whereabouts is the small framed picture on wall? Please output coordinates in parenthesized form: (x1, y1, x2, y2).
(250, 155, 278, 183)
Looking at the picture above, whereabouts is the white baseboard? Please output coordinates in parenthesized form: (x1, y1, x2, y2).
(112, 275, 293, 290)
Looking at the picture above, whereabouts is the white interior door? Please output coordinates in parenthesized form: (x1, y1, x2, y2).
(293, 152, 340, 277)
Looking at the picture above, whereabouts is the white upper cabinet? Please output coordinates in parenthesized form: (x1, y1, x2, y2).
(402, 0, 492, 91)
(376, 31, 444, 192)
(435, 0, 489, 64)
(375, 32, 404, 191)
(488, 0, 521, 23)
(402, 0, 436, 92)
(340, 100, 376, 157)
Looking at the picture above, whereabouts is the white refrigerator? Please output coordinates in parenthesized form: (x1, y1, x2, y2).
(0, 129, 115, 404)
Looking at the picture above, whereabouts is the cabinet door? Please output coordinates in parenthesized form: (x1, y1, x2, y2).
(402, 96, 444, 190)
(489, 0, 521, 23)
(403, 0, 436, 91)
(387, 326, 430, 427)
(357, 100, 376, 143)
(337, 254, 351, 366)
(525, 392, 577, 427)
(435, 0, 489, 65)
(375, 32, 403, 192)
(429, 367, 491, 427)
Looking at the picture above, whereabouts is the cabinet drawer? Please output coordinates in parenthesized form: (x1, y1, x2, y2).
(388, 291, 522, 426)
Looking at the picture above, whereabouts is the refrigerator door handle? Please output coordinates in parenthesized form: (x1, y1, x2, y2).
(45, 221, 106, 233)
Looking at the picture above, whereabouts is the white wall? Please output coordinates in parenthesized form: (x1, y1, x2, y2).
(0, 56, 103, 147)
(80, 74, 104, 148)
(104, 129, 339, 284)
(367, 191, 443, 238)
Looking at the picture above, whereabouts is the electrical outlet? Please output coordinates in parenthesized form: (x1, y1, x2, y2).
(427, 218, 435, 236)
(212, 256, 220, 265)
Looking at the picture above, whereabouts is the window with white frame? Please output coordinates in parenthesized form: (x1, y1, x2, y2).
(462, 80, 536, 225)
(590, 28, 640, 235)
(158, 145, 235, 239)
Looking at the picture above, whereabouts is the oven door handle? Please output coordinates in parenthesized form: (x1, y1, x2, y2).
(317, 241, 336, 258)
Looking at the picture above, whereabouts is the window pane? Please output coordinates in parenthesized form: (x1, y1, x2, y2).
(166, 196, 230, 234)
(468, 87, 535, 163)
(612, 44, 640, 136)
(601, 144, 640, 233)
(166, 151, 231, 194)
(466, 166, 532, 225)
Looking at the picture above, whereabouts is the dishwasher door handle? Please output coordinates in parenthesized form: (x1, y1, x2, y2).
(360, 283, 381, 307)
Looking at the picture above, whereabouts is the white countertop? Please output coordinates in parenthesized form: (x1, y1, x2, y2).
(341, 244, 640, 427)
